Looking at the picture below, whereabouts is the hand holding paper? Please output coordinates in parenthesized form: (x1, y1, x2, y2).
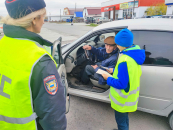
(96, 69, 112, 80)
(106, 68, 114, 74)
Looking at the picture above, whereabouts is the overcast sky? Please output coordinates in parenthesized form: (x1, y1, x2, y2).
(0, 0, 106, 16)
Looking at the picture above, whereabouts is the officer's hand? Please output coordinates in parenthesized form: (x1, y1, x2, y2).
(106, 68, 114, 74)
(83, 45, 92, 50)
(102, 73, 110, 80)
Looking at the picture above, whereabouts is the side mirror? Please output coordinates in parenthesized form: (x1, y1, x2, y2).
(99, 35, 105, 42)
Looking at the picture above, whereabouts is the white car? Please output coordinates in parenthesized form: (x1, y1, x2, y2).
(96, 17, 110, 24)
(50, 19, 173, 129)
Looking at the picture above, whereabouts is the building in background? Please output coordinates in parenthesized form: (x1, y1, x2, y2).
(74, 12, 83, 18)
(101, 0, 165, 20)
(47, 15, 73, 22)
(165, 0, 173, 14)
(83, 7, 101, 19)
(64, 7, 83, 17)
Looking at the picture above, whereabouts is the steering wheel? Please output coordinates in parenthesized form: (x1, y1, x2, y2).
(84, 50, 97, 64)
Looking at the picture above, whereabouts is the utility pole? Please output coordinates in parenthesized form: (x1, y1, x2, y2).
(49, 12, 51, 22)
(75, 3, 76, 18)
(60, 9, 61, 21)
(132, 0, 135, 18)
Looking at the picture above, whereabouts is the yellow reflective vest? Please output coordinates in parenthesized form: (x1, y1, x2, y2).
(0, 35, 55, 130)
(109, 46, 142, 113)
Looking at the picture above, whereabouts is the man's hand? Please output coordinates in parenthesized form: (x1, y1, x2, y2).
(106, 68, 114, 74)
(83, 45, 92, 50)
(102, 73, 110, 80)
(91, 65, 98, 69)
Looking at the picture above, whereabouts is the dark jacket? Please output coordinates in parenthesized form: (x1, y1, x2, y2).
(3, 24, 67, 130)
(90, 46, 118, 85)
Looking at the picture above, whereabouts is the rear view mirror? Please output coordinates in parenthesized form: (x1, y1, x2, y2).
(99, 35, 105, 42)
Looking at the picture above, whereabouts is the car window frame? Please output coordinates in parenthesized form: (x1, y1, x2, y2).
(131, 29, 173, 67)
(63, 26, 127, 64)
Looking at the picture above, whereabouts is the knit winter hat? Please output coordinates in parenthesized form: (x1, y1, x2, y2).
(115, 29, 134, 47)
(5, 0, 46, 19)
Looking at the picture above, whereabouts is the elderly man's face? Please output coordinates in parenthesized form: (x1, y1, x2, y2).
(105, 44, 117, 53)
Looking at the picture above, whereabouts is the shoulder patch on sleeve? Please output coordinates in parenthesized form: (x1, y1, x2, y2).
(44, 75, 58, 95)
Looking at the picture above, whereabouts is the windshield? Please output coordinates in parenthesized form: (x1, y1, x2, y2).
(62, 30, 93, 54)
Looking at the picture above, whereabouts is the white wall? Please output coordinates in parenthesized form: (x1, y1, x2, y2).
(167, 5, 173, 14)
(134, 8, 139, 18)
(110, 11, 113, 19)
(101, 0, 131, 7)
(137, 7, 149, 17)
(165, 0, 173, 4)
(83, 9, 88, 18)
(101, 12, 104, 17)
(102, 7, 144, 19)
(118, 10, 123, 19)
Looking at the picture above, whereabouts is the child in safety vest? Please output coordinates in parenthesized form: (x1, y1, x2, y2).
(102, 29, 145, 130)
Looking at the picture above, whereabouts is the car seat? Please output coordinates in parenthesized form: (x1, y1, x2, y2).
(90, 75, 109, 89)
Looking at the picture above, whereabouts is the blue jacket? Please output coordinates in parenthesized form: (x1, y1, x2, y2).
(90, 46, 118, 85)
(107, 45, 145, 92)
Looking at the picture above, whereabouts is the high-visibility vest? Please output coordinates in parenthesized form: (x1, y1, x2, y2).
(0, 35, 56, 130)
(109, 45, 142, 113)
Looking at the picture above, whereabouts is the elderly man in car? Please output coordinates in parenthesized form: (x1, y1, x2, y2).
(76, 36, 119, 85)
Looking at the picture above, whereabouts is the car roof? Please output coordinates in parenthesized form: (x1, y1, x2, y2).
(93, 19, 173, 32)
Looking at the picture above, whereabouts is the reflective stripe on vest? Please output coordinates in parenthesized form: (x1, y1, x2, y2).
(109, 45, 142, 113)
(110, 93, 139, 107)
(0, 113, 37, 124)
(112, 86, 140, 99)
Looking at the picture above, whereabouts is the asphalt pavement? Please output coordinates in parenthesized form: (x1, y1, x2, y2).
(0, 22, 171, 130)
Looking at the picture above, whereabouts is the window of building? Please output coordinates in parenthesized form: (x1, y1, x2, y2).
(123, 9, 132, 19)
(132, 30, 173, 66)
(104, 11, 109, 19)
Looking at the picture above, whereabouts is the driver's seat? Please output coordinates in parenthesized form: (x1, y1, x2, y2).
(90, 76, 109, 89)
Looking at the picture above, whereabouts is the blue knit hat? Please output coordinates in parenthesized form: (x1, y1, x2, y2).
(5, 0, 46, 19)
(115, 29, 134, 47)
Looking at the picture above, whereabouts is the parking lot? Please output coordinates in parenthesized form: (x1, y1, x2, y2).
(0, 22, 171, 130)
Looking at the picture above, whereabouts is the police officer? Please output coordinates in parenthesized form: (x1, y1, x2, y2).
(0, 0, 66, 130)
(102, 29, 145, 130)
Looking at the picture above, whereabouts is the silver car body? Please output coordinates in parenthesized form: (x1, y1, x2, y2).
(62, 19, 173, 119)
(96, 17, 110, 24)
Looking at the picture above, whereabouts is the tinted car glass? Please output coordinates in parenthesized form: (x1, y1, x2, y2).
(132, 30, 173, 66)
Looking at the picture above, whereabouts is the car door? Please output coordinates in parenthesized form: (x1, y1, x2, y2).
(132, 30, 173, 115)
(51, 37, 70, 114)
